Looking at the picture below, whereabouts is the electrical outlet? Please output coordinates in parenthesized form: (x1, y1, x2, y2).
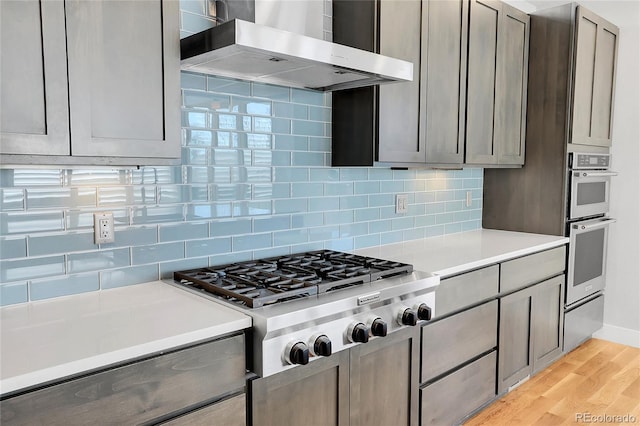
(466, 191, 473, 208)
(94, 212, 115, 244)
(395, 194, 408, 214)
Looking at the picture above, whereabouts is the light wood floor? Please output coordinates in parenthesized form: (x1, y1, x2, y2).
(465, 339, 640, 425)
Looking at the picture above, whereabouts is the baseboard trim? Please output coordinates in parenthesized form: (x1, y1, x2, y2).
(593, 323, 640, 348)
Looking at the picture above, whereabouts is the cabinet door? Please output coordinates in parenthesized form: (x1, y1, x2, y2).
(497, 285, 534, 394)
(466, 0, 501, 165)
(65, 0, 180, 160)
(421, 0, 468, 165)
(377, 0, 424, 164)
(0, 0, 70, 156)
(571, 6, 619, 147)
(531, 275, 565, 373)
(350, 327, 419, 426)
(495, 4, 529, 165)
(163, 394, 246, 426)
(251, 351, 350, 426)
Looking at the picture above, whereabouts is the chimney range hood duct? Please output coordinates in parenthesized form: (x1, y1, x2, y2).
(180, 1, 413, 92)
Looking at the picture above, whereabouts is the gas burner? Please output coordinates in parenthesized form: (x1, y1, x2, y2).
(174, 251, 413, 308)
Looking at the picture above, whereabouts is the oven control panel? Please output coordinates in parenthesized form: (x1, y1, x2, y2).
(570, 153, 610, 170)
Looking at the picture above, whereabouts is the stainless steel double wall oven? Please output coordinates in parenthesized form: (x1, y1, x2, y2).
(564, 153, 617, 351)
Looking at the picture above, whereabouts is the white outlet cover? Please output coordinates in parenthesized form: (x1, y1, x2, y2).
(395, 194, 408, 214)
(94, 212, 115, 244)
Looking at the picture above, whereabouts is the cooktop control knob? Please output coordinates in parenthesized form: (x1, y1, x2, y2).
(348, 322, 370, 343)
(285, 341, 310, 365)
(311, 334, 333, 357)
(370, 318, 388, 337)
(398, 307, 418, 326)
(415, 303, 433, 321)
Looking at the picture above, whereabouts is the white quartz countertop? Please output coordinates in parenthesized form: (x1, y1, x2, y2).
(354, 229, 569, 278)
(0, 281, 251, 396)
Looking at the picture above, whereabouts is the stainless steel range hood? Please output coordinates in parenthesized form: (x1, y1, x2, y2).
(180, 2, 413, 91)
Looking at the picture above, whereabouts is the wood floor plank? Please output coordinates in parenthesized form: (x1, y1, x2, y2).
(464, 339, 640, 426)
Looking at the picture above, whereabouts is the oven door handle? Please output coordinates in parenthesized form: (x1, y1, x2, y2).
(577, 171, 618, 177)
(572, 218, 617, 231)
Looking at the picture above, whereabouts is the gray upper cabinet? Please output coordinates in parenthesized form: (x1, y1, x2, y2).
(570, 6, 618, 147)
(0, 0, 70, 156)
(0, 0, 181, 166)
(420, 0, 468, 165)
(331, 0, 528, 168)
(377, 0, 424, 164)
(466, 0, 529, 165)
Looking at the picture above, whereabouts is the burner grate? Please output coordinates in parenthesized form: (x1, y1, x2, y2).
(174, 250, 412, 308)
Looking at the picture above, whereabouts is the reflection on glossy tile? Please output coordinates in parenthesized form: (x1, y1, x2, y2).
(324, 238, 353, 251)
(100, 265, 159, 289)
(187, 203, 232, 220)
(68, 248, 130, 274)
(2, 169, 62, 187)
(0, 237, 27, 259)
(181, 71, 207, 89)
(274, 168, 308, 182)
(274, 102, 308, 119)
(158, 184, 208, 204)
(232, 97, 271, 115)
(185, 129, 214, 145)
(184, 90, 230, 110)
(246, 133, 273, 149)
(29, 232, 94, 256)
(0, 189, 25, 211)
(232, 167, 272, 183)
(233, 200, 272, 217)
(26, 188, 96, 209)
(98, 186, 156, 206)
(211, 184, 251, 201)
(64, 169, 129, 186)
(181, 10, 215, 33)
(310, 168, 339, 182)
(132, 205, 184, 224)
(132, 167, 182, 185)
(0, 211, 64, 235)
(0, 282, 28, 306)
(182, 147, 208, 165)
(0, 255, 65, 282)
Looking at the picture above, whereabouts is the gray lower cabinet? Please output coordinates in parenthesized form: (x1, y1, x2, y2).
(420, 300, 498, 425)
(498, 274, 565, 393)
(350, 327, 420, 426)
(0, 0, 180, 165)
(421, 352, 497, 426)
(251, 351, 350, 426)
(162, 394, 247, 426)
(250, 327, 419, 426)
(0, 334, 247, 425)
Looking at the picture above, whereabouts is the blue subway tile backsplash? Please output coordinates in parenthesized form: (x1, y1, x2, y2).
(0, 5, 483, 305)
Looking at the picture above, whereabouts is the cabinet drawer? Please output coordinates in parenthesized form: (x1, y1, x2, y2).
(500, 246, 566, 293)
(0, 334, 245, 426)
(162, 393, 246, 426)
(421, 300, 497, 383)
(435, 265, 499, 318)
(421, 351, 497, 426)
